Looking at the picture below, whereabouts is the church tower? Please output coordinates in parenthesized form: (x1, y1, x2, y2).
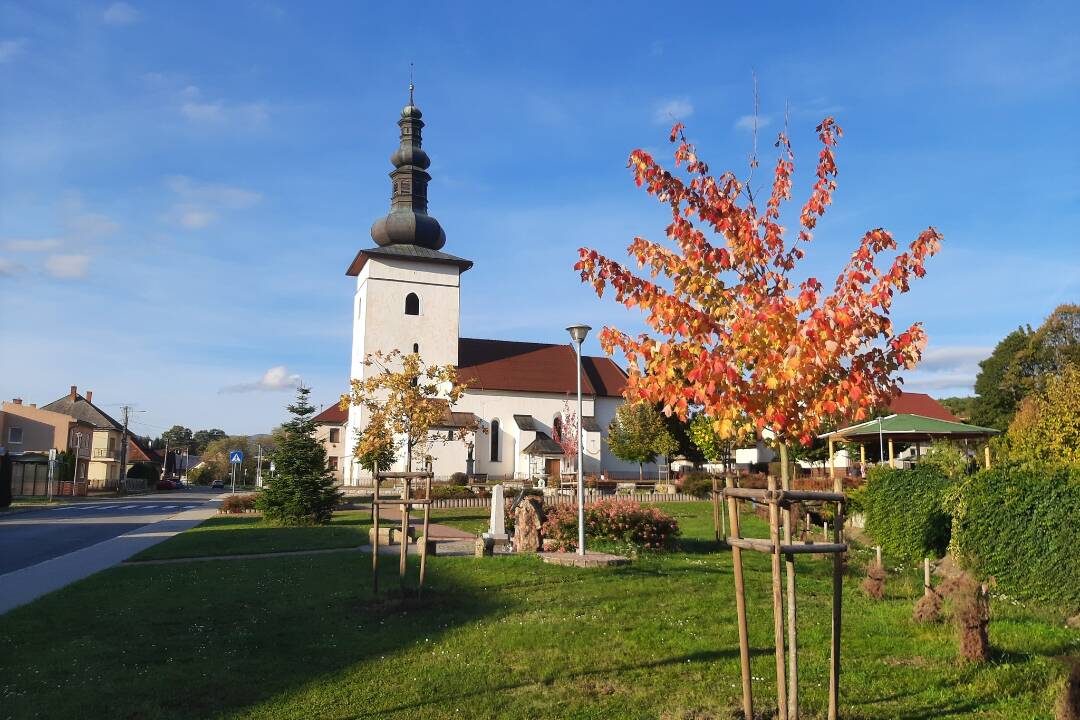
(342, 87, 473, 484)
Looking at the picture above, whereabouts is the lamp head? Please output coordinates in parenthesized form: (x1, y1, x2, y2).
(566, 323, 591, 345)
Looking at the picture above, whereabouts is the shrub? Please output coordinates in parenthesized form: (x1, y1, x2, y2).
(448, 472, 469, 486)
(1056, 659, 1080, 720)
(429, 484, 474, 500)
(951, 462, 1080, 610)
(127, 462, 160, 483)
(861, 563, 886, 601)
(187, 465, 215, 485)
(864, 464, 953, 563)
(942, 575, 991, 663)
(541, 499, 679, 552)
(221, 494, 258, 514)
(677, 472, 715, 499)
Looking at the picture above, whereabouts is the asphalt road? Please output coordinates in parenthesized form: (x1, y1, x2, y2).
(0, 489, 221, 574)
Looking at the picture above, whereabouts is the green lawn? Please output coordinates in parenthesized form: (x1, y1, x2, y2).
(1, 502, 1076, 719)
(130, 510, 372, 561)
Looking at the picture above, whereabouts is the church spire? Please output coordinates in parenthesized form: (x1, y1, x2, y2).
(370, 80, 446, 250)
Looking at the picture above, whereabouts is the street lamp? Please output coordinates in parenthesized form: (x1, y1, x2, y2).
(566, 323, 591, 556)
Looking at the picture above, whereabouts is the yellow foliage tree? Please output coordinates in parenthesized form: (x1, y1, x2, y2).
(340, 350, 473, 472)
(1003, 364, 1080, 465)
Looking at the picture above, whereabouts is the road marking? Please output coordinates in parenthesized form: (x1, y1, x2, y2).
(119, 505, 139, 510)
(182, 505, 197, 509)
(160, 505, 177, 510)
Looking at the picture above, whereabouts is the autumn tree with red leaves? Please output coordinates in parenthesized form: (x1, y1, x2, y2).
(576, 118, 941, 457)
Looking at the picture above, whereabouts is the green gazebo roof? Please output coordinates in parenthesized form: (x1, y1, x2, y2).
(819, 414, 1000, 443)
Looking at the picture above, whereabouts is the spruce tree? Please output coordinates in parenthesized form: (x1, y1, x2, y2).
(256, 386, 342, 525)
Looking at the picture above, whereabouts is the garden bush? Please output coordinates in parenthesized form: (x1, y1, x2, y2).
(429, 484, 474, 500)
(448, 472, 469, 486)
(951, 462, 1080, 610)
(541, 499, 679, 552)
(676, 472, 715, 498)
(864, 464, 953, 563)
(220, 493, 258, 514)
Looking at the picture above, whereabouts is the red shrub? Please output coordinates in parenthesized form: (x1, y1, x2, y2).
(542, 499, 679, 552)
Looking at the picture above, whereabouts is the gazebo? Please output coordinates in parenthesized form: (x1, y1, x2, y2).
(818, 413, 1001, 475)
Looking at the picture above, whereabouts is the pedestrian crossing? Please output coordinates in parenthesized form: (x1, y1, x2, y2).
(51, 503, 200, 513)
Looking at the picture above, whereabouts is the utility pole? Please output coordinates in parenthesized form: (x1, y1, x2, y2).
(72, 432, 83, 496)
(256, 444, 263, 488)
(162, 436, 170, 480)
(118, 405, 131, 494)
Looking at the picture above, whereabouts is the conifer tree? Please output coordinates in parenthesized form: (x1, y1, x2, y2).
(257, 386, 342, 525)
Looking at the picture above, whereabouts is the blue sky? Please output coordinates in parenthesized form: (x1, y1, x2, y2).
(1, 1, 1077, 436)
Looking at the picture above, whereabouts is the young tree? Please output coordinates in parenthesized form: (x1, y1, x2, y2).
(256, 386, 342, 525)
(576, 117, 940, 464)
(159, 425, 194, 450)
(607, 401, 678, 482)
(341, 350, 472, 472)
(355, 420, 397, 476)
(552, 399, 578, 471)
(688, 412, 751, 472)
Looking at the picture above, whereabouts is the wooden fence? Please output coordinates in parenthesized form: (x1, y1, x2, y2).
(427, 492, 704, 509)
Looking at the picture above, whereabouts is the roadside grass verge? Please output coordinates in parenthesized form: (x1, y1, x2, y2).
(0, 502, 1075, 719)
(130, 509, 372, 561)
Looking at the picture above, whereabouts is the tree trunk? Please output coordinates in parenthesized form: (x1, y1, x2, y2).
(638, 462, 643, 483)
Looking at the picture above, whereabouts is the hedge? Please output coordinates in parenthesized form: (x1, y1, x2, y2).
(952, 462, 1080, 611)
(863, 464, 953, 563)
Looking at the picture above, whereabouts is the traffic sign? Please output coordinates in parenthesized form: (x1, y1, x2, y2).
(229, 450, 244, 464)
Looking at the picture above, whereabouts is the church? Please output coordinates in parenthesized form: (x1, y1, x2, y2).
(336, 91, 651, 486)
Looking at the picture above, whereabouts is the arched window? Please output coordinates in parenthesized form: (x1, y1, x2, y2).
(490, 419, 500, 462)
(553, 415, 563, 441)
(405, 292, 420, 315)
(412, 343, 419, 354)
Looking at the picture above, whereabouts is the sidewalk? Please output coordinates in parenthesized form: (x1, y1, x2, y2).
(375, 506, 475, 540)
(0, 503, 220, 615)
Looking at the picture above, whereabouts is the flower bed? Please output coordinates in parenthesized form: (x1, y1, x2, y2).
(541, 498, 679, 552)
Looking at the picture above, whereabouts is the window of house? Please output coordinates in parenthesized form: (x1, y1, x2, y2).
(490, 420, 500, 462)
(412, 343, 419, 354)
(108, 437, 117, 453)
(7, 427, 22, 444)
(447, 429, 455, 441)
(553, 415, 563, 441)
(329, 428, 341, 444)
(405, 292, 420, 315)
(328, 456, 339, 470)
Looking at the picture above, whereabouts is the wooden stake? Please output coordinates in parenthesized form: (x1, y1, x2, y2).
(767, 475, 789, 720)
(399, 478, 409, 586)
(371, 475, 380, 595)
(860, 444, 867, 476)
(780, 444, 799, 719)
(726, 476, 753, 720)
(984, 444, 991, 470)
(923, 557, 931, 596)
(888, 437, 895, 468)
(711, 474, 721, 542)
(419, 474, 432, 596)
(828, 472, 844, 720)
(875, 545, 882, 568)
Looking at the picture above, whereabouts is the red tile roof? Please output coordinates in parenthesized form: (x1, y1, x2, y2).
(457, 338, 627, 398)
(888, 391, 958, 422)
(313, 404, 348, 424)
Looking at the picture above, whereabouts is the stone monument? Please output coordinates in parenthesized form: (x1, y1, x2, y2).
(513, 496, 546, 553)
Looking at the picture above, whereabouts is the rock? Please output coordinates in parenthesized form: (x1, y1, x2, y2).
(513, 497, 546, 553)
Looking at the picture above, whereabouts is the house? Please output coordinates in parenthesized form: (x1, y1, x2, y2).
(41, 386, 127, 490)
(0, 397, 94, 493)
(313, 404, 348, 484)
(339, 93, 658, 484)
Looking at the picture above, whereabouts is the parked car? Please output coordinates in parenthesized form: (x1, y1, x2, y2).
(211, 479, 225, 489)
(155, 479, 176, 490)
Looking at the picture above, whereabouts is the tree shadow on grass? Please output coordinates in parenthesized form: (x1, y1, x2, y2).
(0, 551, 505, 720)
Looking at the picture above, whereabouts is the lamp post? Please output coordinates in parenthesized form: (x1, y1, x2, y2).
(566, 323, 591, 556)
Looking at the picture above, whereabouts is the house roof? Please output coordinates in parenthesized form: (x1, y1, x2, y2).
(457, 338, 628, 398)
(887, 392, 957, 422)
(522, 431, 564, 456)
(345, 244, 474, 276)
(41, 394, 122, 430)
(128, 436, 162, 464)
(313, 404, 348, 424)
(513, 414, 539, 431)
(820, 413, 999, 442)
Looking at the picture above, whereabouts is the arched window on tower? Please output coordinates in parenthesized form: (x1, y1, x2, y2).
(490, 419, 500, 462)
(412, 343, 419, 354)
(553, 415, 563, 442)
(405, 293, 420, 315)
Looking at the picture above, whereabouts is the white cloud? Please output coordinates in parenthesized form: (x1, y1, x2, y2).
(4, 238, 62, 252)
(735, 114, 772, 132)
(178, 86, 268, 127)
(220, 365, 302, 394)
(902, 344, 993, 396)
(653, 98, 694, 124)
(67, 213, 120, 239)
(0, 258, 26, 276)
(44, 254, 90, 279)
(917, 346, 992, 370)
(164, 175, 261, 230)
(0, 39, 26, 63)
(103, 2, 139, 26)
